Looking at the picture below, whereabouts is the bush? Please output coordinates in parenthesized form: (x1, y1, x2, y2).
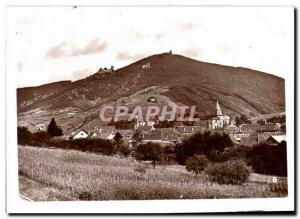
(175, 131, 234, 165)
(17, 126, 32, 145)
(185, 155, 209, 174)
(247, 141, 287, 176)
(47, 138, 115, 155)
(208, 146, 250, 163)
(117, 143, 132, 158)
(205, 160, 251, 185)
(269, 178, 288, 195)
(31, 131, 50, 146)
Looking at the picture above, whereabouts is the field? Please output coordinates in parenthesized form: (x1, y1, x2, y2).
(18, 146, 287, 201)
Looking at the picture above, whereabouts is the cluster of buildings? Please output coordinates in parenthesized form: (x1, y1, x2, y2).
(69, 101, 286, 147)
(98, 66, 115, 73)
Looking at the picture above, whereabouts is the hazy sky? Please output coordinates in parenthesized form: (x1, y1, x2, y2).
(7, 6, 293, 87)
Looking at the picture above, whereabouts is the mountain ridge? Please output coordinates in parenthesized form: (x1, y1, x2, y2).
(17, 52, 285, 133)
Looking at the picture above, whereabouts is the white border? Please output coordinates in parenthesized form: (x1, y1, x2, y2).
(4, 3, 295, 214)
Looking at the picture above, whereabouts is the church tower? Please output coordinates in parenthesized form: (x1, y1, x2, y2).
(216, 100, 223, 116)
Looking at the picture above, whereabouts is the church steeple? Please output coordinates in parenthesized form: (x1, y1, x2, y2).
(216, 100, 223, 116)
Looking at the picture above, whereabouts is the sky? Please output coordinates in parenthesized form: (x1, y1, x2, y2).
(6, 6, 294, 87)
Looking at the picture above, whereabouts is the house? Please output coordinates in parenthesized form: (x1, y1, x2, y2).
(266, 135, 286, 145)
(147, 96, 157, 103)
(228, 134, 238, 144)
(143, 130, 163, 144)
(105, 132, 116, 140)
(257, 133, 272, 143)
(142, 63, 151, 69)
(224, 123, 239, 133)
(233, 132, 251, 144)
(143, 129, 180, 145)
(160, 128, 181, 144)
(116, 130, 134, 141)
(135, 117, 157, 130)
(240, 133, 259, 146)
(36, 123, 46, 132)
(240, 123, 281, 133)
(99, 126, 116, 133)
(92, 126, 116, 140)
(193, 120, 209, 128)
(88, 130, 98, 138)
(92, 132, 115, 140)
(174, 126, 205, 137)
(72, 130, 89, 139)
(137, 125, 154, 134)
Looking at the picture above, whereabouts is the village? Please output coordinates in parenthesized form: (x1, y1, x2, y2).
(64, 100, 286, 148)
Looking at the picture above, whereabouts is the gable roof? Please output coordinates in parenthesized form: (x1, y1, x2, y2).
(143, 129, 180, 142)
(138, 125, 153, 132)
(267, 135, 286, 143)
(240, 133, 258, 146)
(143, 131, 162, 141)
(240, 123, 281, 133)
(72, 129, 89, 137)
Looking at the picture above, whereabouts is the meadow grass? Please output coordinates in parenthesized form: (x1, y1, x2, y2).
(18, 146, 287, 201)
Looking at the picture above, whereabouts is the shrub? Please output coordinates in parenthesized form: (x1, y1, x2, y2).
(247, 141, 287, 176)
(133, 165, 147, 175)
(31, 131, 50, 146)
(185, 155, 209, 174)
(205, 159, 251, 185)
(208, 146, 250, 163)
(117, 143, 132, 158)
(48, 138, 115, 155)
(269, 178, 288, 195)
(78, 191, 94, 200)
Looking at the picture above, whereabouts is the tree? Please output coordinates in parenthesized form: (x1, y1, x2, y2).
(132, 130, 143, 148)
(108, 120, 135, 129)
(256, 119, 265, 125)
(154, 120, 174, 128)
(113, 132, 123, 149)
(266, 115, 286, 124)
(17, 126, 32, 145)
(235, 114, 252, 126)
(135, 143, 162, 168)
(175, 131, 234, 165)
(247, 141, 287, 176)
(47, 118, 63, 137)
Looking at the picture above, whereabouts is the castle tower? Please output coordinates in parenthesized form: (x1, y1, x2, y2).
(216, 100, 223, 116)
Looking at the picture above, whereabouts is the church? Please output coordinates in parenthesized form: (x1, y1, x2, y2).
(208, 101, 231, 129)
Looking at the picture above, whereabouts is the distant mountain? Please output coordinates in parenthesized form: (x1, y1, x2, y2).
(17, 52, 285, 133)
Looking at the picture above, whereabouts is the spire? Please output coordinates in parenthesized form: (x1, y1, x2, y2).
(216, 100, 223, 116)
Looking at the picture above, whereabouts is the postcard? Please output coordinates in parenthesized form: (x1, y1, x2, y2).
(6, 5, 295, 213)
